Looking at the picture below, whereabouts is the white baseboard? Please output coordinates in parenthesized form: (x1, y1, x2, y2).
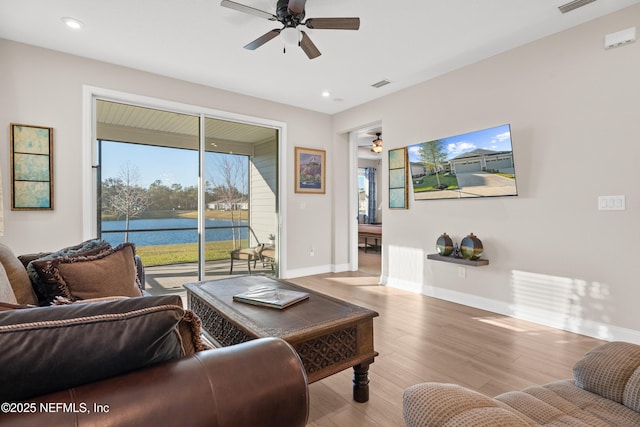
(283, 264, 333, 279)
(385, 277, 640, 345)
(331, 263, 352, 273)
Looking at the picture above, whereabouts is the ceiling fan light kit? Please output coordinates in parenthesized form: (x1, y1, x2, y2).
(280, 27, 300, 46)
(221, 0, 360, 59)
(371, 133, 383, 153)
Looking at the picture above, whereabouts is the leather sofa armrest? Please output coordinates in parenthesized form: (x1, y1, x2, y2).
(2, 337, 309, 427)
(403, 383, 531, 427)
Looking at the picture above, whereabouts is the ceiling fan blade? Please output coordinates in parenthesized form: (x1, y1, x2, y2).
(300, 31, 321, 59)
(243, 29, 281, 50)
(305, 17, 360, 30)
(288, 0, 307, 15)
(220, 0, 277, 21)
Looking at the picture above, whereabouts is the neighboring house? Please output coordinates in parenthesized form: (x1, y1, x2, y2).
(449, 149, 514, 174)
(207, 202, 248, 210)
(410, 162, 427, 179)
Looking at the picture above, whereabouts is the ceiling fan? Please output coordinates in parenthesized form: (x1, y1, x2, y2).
(220, 0, 360, 59)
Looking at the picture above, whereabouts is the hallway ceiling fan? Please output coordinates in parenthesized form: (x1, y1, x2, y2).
(220, 0, 360, 59)
(370, 132, 383, 153)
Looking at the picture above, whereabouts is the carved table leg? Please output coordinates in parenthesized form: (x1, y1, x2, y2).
(353, 362, 371, 402)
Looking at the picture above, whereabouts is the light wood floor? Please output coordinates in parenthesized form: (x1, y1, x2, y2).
(288, 252, 604, 426)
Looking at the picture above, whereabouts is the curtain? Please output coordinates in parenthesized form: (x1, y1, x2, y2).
(365, 167, 377, 224)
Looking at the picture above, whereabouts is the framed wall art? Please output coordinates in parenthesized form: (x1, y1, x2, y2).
(10, 123, 54, 210)
(294, 147, 325, 194)
(388, 147, 408, 209)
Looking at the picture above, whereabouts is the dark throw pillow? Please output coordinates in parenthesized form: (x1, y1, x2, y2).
(0, 295, 188, 402)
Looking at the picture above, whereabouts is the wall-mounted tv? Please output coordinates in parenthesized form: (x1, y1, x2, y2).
(407, 124, 518, 200)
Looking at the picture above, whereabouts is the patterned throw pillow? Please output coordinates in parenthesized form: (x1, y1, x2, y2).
(25, 239, 111, 303)
(48, 243, 143, 301)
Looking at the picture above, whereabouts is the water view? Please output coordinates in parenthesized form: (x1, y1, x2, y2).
(101, 217, 248, 247)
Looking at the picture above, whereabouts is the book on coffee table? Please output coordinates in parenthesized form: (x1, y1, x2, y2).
(233, 286, 309, 309)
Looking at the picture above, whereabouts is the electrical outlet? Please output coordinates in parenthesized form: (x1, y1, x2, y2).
(458, 267, 466, 278)
(309, 246, 314, 257)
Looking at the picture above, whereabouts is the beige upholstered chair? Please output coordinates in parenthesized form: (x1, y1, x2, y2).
(403, 341, 640, 426)
(229, 243, 265, 274)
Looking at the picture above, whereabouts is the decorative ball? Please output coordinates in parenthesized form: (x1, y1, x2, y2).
(436, 233, 454, 256)
(460, 233, 483, 260)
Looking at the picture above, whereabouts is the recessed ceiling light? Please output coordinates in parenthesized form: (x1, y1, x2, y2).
(322, 91, 331, 98)
(61, 17, 84, 31)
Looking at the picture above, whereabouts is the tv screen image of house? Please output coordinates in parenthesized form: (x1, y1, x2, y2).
(407, 124, 518, 200)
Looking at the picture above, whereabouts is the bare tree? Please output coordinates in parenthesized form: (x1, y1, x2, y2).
(104, 163, 149, 242)
(208, 155, 248, 249)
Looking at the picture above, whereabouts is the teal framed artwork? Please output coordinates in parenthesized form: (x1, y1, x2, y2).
(388, 148, 408, 209)
(10, 123, 54, 210)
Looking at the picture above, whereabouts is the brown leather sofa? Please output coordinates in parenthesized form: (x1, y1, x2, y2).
(0, 337, 309, 427)
(1, 242, 309, 426)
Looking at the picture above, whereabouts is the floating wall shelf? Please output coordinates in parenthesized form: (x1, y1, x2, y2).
(427, 254, 489, 267)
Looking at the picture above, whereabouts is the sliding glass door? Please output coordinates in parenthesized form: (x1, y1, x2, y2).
(95, 99, 278, 290)
(201, 116, 278, 279)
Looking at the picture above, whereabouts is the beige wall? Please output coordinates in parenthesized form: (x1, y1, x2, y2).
(333, 5, 640, 342)
(0, 38, 333, 277)
(1, 4, 638, 342)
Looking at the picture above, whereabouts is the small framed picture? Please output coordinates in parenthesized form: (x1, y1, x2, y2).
(10, 123, 54, 210)
(294, 147, 326, 194)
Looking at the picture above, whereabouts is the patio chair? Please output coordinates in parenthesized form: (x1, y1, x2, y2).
(229, 226, 266, 274)
(229, 243, 265, 274)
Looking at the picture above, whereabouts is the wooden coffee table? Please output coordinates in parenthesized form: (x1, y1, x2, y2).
(185, 275, 379, 402)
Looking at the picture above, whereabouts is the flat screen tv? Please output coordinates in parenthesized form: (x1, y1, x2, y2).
(407, 124, 518, 200)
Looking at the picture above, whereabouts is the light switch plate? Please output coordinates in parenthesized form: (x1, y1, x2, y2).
(598, 195, 625, 211)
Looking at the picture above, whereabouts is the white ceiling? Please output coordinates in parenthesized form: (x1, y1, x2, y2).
(1, 0, 639, 115)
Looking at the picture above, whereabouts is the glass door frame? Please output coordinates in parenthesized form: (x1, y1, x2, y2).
(82, 85, 288, 279)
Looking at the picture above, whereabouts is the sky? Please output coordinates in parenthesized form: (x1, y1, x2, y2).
(100, 141, 242, 188)
(408, 124, 512, 163)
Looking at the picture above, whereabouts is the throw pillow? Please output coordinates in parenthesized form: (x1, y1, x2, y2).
(25, 239, 111, 303)
(0, 264, 18, 305)
(0, 302, 34, 311)
(0, 295, 188, 402)
(30, 246, 113, 303)
(0, 243, 38, 305)
(48, 243, 142, 301)
(179, 310, 211, 355)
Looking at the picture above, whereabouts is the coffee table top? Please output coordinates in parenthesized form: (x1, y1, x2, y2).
(185, 275, 378, 341)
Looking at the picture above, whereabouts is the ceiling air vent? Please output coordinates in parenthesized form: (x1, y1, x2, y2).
(558, 0, 597, 14)
(371, 79, 391, 88)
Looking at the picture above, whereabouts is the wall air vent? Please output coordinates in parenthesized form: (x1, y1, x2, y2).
(371, 79, 391, 88)
(558, 0, 597, 14)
